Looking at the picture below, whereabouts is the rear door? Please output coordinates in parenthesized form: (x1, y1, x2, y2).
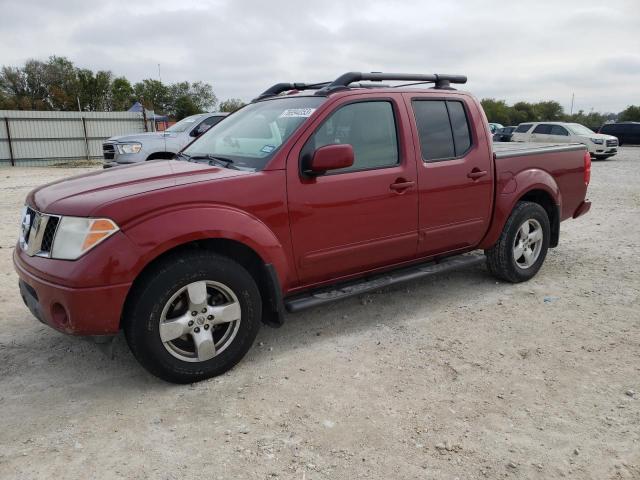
(404, 94, 493, 256)
(530, 123, 552, 143)
(286, 94, 419, 285)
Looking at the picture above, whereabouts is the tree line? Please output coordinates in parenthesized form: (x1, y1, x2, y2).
(480, 99, 640, 130)
(0, 56, 246, 119)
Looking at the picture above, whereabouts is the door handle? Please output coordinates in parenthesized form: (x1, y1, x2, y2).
(467, 169, 487, 180)
(389, 180, 415, 192)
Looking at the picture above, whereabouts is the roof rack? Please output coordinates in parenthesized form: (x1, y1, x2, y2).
(316, 72, 467, 94)
(253, 82, 330, 101)
(253, 71, 467, 101)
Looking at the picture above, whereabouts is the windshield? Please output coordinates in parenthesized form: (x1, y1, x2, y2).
(567, 123, 594, 135)
(182, 96, 325, 170)
(166, 114, 205, 133)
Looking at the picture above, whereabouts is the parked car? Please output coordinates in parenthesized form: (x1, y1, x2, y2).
(102, 112, 228, 167)
(598, 122, 640, 146)
(493, 126, 517, 142)
(511, 122, 618, 160)
(488, 122, 504, 134)
(15, 71, 592, 383)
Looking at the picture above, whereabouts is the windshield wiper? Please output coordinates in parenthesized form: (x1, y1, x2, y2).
(176, 152, 238, 169)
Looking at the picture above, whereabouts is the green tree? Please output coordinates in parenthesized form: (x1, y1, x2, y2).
(45, 56, 80, 110)
(110, 77, 135, 111)
(534, 101, 563, 121)
(618, 105, 640, 122)
(173, 95, 201, 120)
(219, 98, 246, 112)
(134, 79, 170, 113)
(480, 99, 512, 125)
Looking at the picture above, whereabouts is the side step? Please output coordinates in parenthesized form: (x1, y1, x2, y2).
(284, 253, 486, 313)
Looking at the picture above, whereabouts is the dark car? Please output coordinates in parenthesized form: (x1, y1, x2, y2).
(493, 126, 517, 142)
(598, 122, 640, 146)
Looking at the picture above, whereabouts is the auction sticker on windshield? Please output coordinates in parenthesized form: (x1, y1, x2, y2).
(279, 108, 316, 118)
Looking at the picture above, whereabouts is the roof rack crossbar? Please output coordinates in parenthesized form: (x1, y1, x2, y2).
(316, 72, 467, 94)
(254, 81, 331, 101)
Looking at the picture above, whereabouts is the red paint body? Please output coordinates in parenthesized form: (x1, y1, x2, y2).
(14, 88, 590, 335)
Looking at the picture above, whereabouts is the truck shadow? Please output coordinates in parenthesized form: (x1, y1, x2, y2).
(2, 264, 495, 394)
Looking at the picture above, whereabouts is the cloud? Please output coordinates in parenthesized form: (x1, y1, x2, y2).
(1, 0, 639, 112)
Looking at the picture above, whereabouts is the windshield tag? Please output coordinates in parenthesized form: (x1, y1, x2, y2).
(279, 108, 316, 118)
(260, 145, 276, 153)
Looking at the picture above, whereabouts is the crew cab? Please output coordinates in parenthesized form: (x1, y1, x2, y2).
(511, 121, 618, 160)
(14, 71, 592, 383)
(102, 112, 228, 167)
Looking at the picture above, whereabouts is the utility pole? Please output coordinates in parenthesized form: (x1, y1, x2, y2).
(570, 93, 575, 116)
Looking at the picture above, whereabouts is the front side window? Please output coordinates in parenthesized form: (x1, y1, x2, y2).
(412, 100, 472, 162)
(550, 125, 569, 136)
(183, 96, 324, 170)
(532, 124, 552, 134)
(304, 101, 399, 173)
(515, 123, 533, 133)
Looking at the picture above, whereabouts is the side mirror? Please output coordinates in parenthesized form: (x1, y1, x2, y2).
(307, 144, 354, 175)
(189, 128, 200, 137)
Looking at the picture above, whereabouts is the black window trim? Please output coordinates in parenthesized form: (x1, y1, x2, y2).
(410, 97, 475, 163)
(298, 97, 403, 177)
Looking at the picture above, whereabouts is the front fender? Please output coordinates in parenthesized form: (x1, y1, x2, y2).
(478, 168, 561, 249)
(123, 205, 293, 289)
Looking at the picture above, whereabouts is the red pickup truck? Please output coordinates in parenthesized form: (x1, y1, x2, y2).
(15, 72, 592, 383)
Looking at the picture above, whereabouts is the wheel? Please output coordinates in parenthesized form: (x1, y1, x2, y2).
(124, 250, 262, 383)
(485, 201, 550, 283)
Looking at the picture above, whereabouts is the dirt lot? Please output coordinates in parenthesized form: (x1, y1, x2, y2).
(0, 149, 638, 480)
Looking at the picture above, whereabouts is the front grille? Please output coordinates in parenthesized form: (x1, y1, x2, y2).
(606, 139, 618, 147)
(19, 207, 60, 257)
(103, 143, 115, 160)
(40, 216, 60, 253)
(22, 206, 36, 245)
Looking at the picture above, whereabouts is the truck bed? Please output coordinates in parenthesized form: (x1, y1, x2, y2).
(493, 142, 586, 159)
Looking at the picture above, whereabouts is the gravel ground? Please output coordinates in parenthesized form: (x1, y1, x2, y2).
(0, 149, 638, 480)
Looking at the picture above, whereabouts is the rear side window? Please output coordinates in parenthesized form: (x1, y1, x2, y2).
(532, 124, 552, 134)
(306, 101, 399, 173)
(515, 123, 533, 133)
(412, 100, 472, 162)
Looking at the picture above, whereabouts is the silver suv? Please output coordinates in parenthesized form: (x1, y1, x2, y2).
(102, 112, 228, 167)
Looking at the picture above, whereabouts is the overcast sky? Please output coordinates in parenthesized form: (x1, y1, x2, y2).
(1, 0, 638, 113)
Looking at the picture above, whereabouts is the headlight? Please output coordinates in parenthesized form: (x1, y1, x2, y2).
(51, 217, 119, 260)
(590, 138, 604, 145)
(116, 143, 142, 154)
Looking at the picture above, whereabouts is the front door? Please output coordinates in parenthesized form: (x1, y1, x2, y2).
(403, 94, 494, 256)
(286, 96, 419, 285)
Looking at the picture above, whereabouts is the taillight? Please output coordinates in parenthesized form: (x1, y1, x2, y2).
(584, 151, 591, 186)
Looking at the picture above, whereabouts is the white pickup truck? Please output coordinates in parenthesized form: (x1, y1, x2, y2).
(102, 112, 228, 167)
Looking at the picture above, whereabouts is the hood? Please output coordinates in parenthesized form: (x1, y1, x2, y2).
(577, 133, 617, 141)
(29, 161, 248, 217)
(106, 131, 180, 142)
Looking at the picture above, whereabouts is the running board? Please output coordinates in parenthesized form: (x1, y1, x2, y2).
(284, 254, 486, 313)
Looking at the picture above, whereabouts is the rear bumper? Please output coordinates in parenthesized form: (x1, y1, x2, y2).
(14, 250, 130, 335)
(573, 200, 591, 219)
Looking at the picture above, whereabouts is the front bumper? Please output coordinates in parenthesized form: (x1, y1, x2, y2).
(14, 249, 131, 335)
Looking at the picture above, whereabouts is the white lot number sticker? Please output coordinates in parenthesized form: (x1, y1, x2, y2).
(279, 108, 316, 118)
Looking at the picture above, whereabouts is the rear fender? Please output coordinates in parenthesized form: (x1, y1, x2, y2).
(479, 168, 561, 249)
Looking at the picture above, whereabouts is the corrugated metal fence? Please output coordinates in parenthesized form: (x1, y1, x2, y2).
(0, 110, 152, 167)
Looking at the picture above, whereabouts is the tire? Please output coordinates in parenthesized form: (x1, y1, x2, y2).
(124, 250, 262, 383)
(485, 201, 550, 283)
